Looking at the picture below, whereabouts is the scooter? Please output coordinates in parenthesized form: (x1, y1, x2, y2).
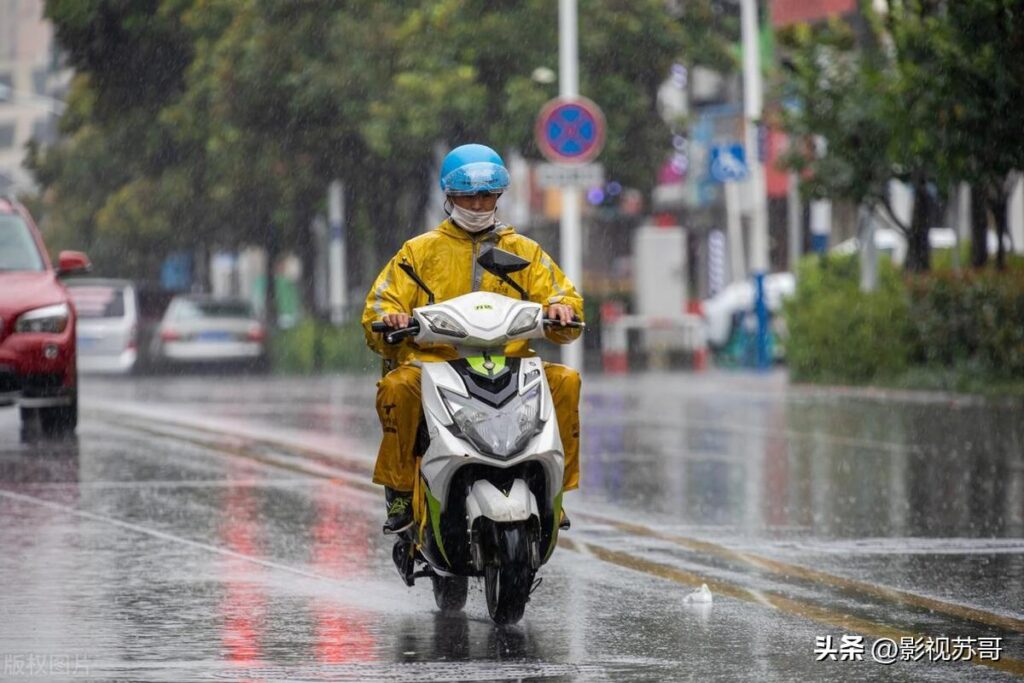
(371, 248, 583, 625)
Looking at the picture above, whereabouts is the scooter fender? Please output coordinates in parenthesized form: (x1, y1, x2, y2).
(465, 479, 539, 527)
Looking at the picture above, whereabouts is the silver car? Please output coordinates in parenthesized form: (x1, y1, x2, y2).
(66, 278, 139, 374)
(153, 295, 267, 369)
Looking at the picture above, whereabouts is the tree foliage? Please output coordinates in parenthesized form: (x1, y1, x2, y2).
(29, 0, 732, 317)
(778, 0, 1024, 273)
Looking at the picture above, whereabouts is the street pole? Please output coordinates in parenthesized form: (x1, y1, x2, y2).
(327, 179, 347, 324)
(787, 171, 802, 273)
(859, 205, 878, 293)
(725, 181, 745, 283)
(741, 0, 771, 369)
(559, 0, 583, 371)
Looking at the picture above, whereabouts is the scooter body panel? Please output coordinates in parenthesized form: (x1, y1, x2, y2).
(465, 479, 540, 525)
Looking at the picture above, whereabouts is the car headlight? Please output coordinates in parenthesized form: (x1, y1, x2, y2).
(15, 303, 70, 334)
(442, 385, 542, 458)
(421, 311, 467, 338)
(507, 308, 539, 336)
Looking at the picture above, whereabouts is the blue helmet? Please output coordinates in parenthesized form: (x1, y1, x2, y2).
(439, 144, 510, 195)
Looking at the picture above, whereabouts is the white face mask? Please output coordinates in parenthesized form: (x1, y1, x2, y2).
(450, 204, 496, 233)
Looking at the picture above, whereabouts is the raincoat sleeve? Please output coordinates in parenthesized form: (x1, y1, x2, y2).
(361, 243, 421, 358)
(526, 245, 584, 345)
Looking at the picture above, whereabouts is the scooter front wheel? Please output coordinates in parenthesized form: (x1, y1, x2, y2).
(484, 524, 534, 625)
(432, 574, 469, 613)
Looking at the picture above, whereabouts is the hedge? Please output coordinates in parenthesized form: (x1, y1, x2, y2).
(783, 254, 1024, 388)
(784, 254, 912, 383)
(271, 320, 378, 374)
(906, 269, 1024, 377)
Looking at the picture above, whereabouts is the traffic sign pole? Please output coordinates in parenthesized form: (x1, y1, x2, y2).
(725, 181, 745, 283)
(709, 144, 748, 283)
(741, 0, 770, 369)
(559, 0, 582, 372)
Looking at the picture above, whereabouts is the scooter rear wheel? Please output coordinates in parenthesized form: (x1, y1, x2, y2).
(432, 574, 469, 613)
(484, 524, 534, 625)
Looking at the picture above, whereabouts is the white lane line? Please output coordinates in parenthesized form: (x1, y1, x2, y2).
(0, 488, 379, 585)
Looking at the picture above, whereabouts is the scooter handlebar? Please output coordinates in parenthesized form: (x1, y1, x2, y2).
(371, 320, 421, 345)
(373, 317, 581, 344)
(543, 317, 586, 329)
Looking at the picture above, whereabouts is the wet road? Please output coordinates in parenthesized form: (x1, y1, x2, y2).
(0, 371, 1021, 680)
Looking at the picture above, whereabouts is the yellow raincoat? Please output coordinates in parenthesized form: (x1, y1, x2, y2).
(362, 218, 584, 360)
(362, 218, 584, 493)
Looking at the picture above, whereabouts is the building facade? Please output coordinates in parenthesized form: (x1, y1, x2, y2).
(0, 0, 69, 194)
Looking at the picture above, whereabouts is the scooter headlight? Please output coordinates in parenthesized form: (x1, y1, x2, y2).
(420, 311, 467, 338)
(442, 385, 542, 459)
(507, 308, 540, 337)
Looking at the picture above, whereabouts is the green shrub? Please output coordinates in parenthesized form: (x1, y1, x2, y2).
(907, 269, 1024, 377)
(271, 320, 377, 374)
(784, 253, 1024, 388)
(784, 254, 913, 383)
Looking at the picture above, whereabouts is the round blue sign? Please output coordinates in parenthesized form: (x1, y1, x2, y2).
(535, 97, 605, 164)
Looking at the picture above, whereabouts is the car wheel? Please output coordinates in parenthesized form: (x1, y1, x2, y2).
(20, 395, 78, 440)
(250, 355, 271, 375)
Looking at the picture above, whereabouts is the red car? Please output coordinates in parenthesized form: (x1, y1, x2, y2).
(0, 197, 90, 436)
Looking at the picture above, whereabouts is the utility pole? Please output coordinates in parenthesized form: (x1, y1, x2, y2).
(559, 0, 583, 371)
(787, 171, 802, 272)
(741, 0, 771, 368)
(328, 180, 347, 324)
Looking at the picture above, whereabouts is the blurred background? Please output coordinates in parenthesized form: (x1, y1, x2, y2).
(2, 0, 1023, 390)
(2, 3, 1024, 678)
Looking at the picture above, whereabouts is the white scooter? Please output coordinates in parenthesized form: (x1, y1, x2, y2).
(371, 248, 583, 625)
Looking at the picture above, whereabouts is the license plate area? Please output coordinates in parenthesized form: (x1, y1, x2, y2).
(197, 331, 233, 342)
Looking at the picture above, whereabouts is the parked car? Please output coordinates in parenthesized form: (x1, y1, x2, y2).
(65, 278, 139, 374)
(0, 197, 90, 436)
(151, 295, 267, 371)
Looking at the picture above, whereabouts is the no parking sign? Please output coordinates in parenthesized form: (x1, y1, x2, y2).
(535, 97, 606, 165)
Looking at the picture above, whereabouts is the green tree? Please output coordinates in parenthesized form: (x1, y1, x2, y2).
(29, 0, 218, 279)
(31, 0, 732, 320)
(928, 0, 1024, 270)
(779, 0, 1024, 273)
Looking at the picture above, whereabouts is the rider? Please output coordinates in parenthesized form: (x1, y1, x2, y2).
(362, 143, 584, 534)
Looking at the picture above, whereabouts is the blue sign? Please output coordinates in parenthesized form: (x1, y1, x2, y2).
(709, 144, 748, 183)
(160, 252, 192, 291)
(536, 97, 606, 164)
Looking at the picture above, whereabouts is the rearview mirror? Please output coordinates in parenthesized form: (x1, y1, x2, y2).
(477, 248, 530, 276)
(57, 250, 92, 277)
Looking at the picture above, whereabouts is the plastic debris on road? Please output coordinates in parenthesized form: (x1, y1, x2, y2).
(684, 583, 713, 604)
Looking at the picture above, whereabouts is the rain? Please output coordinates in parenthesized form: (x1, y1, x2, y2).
(1, 0, 1023, 680)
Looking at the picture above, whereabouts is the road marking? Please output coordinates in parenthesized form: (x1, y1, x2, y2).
(104, 410, 1024, 631)
(96, 407, 1024, 674)
(579, 513, 1024, 636)
(558, 536, 1024, 678)
(0, 487, 404, 609)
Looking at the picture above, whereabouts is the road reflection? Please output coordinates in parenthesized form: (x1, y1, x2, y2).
(219, 459, 266, 672)
(310, 482, 376, 664)
(0, 435, 80, 505)
(581, 386, 1023, 539)
(393, 612, 541, 664)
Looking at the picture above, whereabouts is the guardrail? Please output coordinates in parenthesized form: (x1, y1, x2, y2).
(600, 313, 708, 374)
